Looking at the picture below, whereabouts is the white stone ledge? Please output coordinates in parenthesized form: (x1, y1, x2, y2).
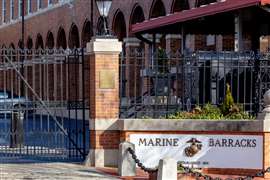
(118, 119, 266, 132)
(87, 38, 122, 54)
(90, 118, 119, 131)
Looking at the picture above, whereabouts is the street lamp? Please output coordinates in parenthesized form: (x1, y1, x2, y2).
(95, 0, 112, 36)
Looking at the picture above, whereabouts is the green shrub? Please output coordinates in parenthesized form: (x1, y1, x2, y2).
(168, 104, 224, 120)
(220, 84, 235, 115)
(162, 84, 254, 120)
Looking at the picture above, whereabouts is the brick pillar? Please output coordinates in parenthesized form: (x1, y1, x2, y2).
(258, 91, 270, 178)
(123, 37, 141, 98)
(85, 38, 122, 167)
(264, 133, 270, 178)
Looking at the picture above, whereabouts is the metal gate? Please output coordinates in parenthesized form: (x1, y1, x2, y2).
(0, 48, 89, 162)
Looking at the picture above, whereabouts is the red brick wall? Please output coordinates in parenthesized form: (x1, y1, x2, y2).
(90, 130, 120, 149)
(264, 133, 270, 178)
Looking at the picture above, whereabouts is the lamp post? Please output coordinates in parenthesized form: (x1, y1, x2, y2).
(21, 0, 25, 97)
(95, 0, 112, 36)
(22, 0, 25, 49)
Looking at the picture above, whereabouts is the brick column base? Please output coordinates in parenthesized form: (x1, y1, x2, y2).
(84, 38, 122, 167)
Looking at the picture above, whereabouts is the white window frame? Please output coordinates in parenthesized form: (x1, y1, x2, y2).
(18, 0, 23, 17)
(2, 0, 7, 23)
(28, 0, 32, 14)
(48, 0, 53, 6)
(10, 0, 15, 20)
(37, 0, 42, 10)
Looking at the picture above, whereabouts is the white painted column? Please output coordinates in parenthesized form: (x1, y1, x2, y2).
(234, 12, 243, 52)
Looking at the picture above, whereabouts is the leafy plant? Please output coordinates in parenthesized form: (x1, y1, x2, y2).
(166, 86, 254, 120)
(220, 84, 234, 115)
(168, 104, 224, 120)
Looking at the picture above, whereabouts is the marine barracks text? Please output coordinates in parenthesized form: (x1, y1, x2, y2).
(138, 138, 257, 148)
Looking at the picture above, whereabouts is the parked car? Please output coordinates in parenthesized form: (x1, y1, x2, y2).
(0, 90, 33, 114)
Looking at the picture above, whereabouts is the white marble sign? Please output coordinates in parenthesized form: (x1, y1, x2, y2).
(129, 134, 263, 169)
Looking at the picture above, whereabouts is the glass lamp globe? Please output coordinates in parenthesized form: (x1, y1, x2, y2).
(96, 0, 112, 17)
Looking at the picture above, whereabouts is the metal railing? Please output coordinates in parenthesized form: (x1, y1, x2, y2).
(120, 50, 270, 118)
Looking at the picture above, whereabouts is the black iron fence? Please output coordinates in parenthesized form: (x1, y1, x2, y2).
(0, 48, 90, 162)
(120, 50, 270, 118)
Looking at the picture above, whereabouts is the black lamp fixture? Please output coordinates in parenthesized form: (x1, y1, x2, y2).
(95, 0, 112, 36)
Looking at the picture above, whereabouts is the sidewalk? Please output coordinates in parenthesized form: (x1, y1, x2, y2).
(0, 162, 266, 180)
(0, 162, 120, 180)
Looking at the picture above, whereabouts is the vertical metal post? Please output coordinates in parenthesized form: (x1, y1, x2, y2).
(22, 0, 25, 47)
(253, 52, 261, 115)
(181, 25, 186, 54)
(91, 0, 93, 33)
(81, 49, 86, 159)
(152, 34, 158, 117)
(20, 0, 25, 96)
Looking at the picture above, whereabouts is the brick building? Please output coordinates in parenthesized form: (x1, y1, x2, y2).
(0, 0, 256, 52)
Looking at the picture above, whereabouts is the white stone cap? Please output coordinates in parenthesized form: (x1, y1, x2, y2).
(87, 37, 122, 53)
(123, 37, 141, 47)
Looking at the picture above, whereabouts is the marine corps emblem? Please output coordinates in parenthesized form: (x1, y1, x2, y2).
(184, 138, 202, 157)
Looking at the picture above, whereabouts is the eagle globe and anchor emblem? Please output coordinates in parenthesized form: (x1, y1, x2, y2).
(184, 138, 203, 157)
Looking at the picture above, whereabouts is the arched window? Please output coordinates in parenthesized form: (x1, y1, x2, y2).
(26, 37, 33, 49)
(171, 0, 189, 13)
(9, 43, 15, 49)
(18, 39, 24, 49)
(35, 34, 44, 49)
(81, 20, 93, 48)
(56, 27, 67, 49)
(97, 16, 107, 36)
(112, 10, 127, 41)
(130, 4, 145, 26)
(149, 0, 166, 18)
(46, 31, 54, 49)
(68, 23, 80, 48)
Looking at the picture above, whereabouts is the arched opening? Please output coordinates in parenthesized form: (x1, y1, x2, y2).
(97, 16, 107, 36)
(149, 0, 166, 19)
(112, 10, 127, 41)
(46, 31, 54, 49)
(68, 23, 80, 49)
(56, 27, 67, 49)
(129, 4, 145, 48)
(9, 43, 15, 49)
(26, 37, 33, 49)
(196, 0, 217, 7)
(9, 43, 15, 61)
(82, 20, 93, 48)
(171, 0, 189, 13)
(149, 1, 167, 50)
(130, 4, 145, 27)
(35, 34, 44, 49)
(18, 40, 24, 49)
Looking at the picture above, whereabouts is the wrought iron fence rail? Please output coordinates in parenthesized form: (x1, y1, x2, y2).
(0, 48, 89, 161)
(120, 51, 270, 118)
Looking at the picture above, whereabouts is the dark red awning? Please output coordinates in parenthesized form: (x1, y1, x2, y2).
(131, 0, 270, 34)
